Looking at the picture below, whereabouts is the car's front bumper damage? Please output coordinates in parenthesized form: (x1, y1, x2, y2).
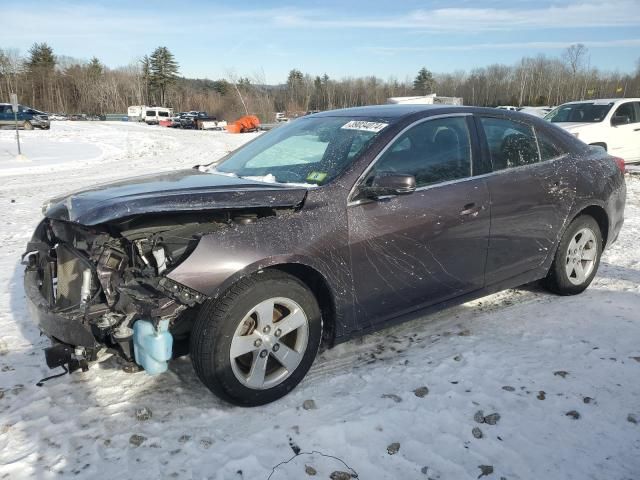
(23, 218, 204, 375)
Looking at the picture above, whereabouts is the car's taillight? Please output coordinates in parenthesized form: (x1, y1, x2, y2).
(611, 156, 626, 173)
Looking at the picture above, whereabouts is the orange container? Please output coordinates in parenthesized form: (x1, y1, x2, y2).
(236, 115, 260, 131)
(226, 124, 242, 133)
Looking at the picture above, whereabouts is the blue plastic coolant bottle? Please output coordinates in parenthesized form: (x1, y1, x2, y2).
(133, 319, 173, 375)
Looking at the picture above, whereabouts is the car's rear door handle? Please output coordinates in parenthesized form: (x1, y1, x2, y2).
(459, 203, 481, 216)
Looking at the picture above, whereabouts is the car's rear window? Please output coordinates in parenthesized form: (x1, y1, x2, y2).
(536, 128, 568, 161)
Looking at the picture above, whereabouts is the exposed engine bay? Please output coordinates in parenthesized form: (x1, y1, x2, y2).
(22, 208, 284, 370)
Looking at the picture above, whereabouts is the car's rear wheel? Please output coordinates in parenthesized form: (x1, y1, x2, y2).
(23, 121, 34, 130)
(544, 215, 602, 295)
(190, 270, 322, 406)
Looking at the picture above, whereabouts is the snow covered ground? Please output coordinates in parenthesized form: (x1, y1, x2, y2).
(0, 122, 638, 480)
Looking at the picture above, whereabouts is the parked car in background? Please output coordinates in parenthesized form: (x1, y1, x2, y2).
(179, 111, 215, 129)
(24, 105, 626, 406)
(518, 106, 553, 118)
(168, 112, 187, 127)
(275, 112, 289, 122)
(545, 98, 640, 163)
(0, 103, 50, 129)
(48, 113, 68, 121)
(496, 105, 518, 111)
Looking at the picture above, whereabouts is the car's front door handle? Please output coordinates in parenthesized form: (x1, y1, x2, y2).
(459, 203, 481, 217)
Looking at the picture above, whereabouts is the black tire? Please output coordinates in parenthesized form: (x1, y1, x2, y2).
(190, 270, 322, 406)
(544, 215, 603, 295)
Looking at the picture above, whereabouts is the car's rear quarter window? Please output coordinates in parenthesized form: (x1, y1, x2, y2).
(479, 117, 540, 171)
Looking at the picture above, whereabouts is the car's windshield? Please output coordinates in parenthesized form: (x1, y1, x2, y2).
(545, 102, 613, 123)
(213, 116, 388, 185)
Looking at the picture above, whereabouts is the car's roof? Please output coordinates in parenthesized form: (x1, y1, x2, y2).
(313, 104, 450, 119)
(561, 98, 640, 105)
(310, 104, 536, 122)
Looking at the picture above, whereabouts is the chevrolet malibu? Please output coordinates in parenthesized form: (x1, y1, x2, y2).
(23, 105, 626, 406)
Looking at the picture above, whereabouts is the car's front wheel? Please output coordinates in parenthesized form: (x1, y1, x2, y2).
(544, 215, 602, 295)
(190, 270, 322, 406)
(23, 120, 34, 130)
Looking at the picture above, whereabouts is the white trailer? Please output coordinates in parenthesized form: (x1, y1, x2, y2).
(127, 105, 145, 122)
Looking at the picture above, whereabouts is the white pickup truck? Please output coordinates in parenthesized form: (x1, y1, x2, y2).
(545, 98, 640, 164)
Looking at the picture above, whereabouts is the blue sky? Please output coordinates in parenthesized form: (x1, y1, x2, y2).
(2, 0, 639, 82)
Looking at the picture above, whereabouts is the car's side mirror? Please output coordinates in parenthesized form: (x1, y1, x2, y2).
(611, 115, 630, 126)
(363, 173, 416, 198)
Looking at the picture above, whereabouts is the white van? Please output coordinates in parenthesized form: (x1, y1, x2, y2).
(144, 107, 173, 125)
(127, 106, 174, 124)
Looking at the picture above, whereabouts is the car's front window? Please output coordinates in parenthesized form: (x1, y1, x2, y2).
(368, 116, 473, 188)
(545, 102, 613, 123)
(213, 117, 387, 185)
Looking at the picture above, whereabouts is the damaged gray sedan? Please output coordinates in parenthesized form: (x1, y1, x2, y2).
(23, 105, 626, 405)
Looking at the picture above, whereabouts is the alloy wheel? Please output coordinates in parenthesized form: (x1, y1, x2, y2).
(565, 227, 598, 285)
(229, 297, 309, 390)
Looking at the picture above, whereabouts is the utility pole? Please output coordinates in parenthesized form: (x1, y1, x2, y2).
(10, 92, 21, 155)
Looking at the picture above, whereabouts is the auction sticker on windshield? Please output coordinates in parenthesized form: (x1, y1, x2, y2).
(341, 120, 388, 132)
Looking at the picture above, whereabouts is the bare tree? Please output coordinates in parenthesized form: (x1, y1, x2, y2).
(2, 42, 638, 121)
(226, 71, 249, 115)
(563, 44, 588, 75)
(563, 44, 589, 99)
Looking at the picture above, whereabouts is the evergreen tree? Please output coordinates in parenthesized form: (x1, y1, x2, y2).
(212, 79, 230, 95)
(237, 77, 251, 90)
(27, 43, 55, 71)
(87, 57, 103, 79)
(27, 42, 55, 108)
(286, 69, 305, 108)
(149, 47, 179, 106)
(413, 67, 434, 95)
(140, 55, 151, 104)
(287, 69, 304, 87)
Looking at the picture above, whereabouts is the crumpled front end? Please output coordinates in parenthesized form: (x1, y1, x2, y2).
(23, 217, 205, 372)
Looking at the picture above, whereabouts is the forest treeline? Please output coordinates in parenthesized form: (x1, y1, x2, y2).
(1, 43, 639, 122)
